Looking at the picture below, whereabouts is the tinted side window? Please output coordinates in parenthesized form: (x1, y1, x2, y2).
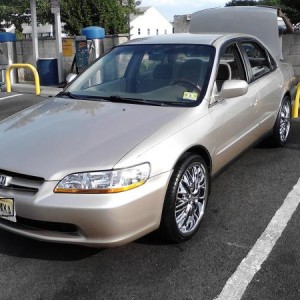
(269, 53, 277, 70)
(241, 42, 271, 80)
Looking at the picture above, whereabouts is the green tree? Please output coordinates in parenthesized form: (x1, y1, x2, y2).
(281, 0, 300, 11)
(0, 0, 52, 33)
(0, 0, 140, 36)
(280, 0, 300, 23)
(61, 0, 139, 35)
(225, 0, 282, 7)
(225, 0, 259, 6)
(0, 0, 29, 32)
(226, 0, 300, 23)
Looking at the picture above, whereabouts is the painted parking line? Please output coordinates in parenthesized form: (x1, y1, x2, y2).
(0, 94, 23, 101)
(216, 177, 300, 300)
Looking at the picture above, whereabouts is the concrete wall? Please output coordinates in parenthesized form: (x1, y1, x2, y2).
(5, 31, 300, 84)
(15, 34, 129, 83)
(283, 33, 300, 78)
(173, 15, 190, 33)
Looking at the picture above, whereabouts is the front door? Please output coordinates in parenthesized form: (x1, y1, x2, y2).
(209, 43, 260, 171)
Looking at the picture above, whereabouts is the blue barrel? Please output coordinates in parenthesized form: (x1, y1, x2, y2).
(81, 27, 105, 39)
(37, 58, 59, 86)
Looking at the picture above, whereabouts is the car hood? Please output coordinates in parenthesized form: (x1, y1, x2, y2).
(0, 98, 186, 180)
(189, 6, 281, 60)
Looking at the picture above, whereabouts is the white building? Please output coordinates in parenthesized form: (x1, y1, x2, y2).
(130, 6, 173, 40)
(22, 23, 55, 39)
(21, 23, 68, 39)
(2, 22, 58, 38)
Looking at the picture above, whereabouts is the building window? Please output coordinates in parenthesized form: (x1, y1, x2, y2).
(164, 29, 167, 34)
(23, 33, 32, 39)
(138, 28, 141, 35)
(156, 29, 159, 35)
(147, 29, 150, 35)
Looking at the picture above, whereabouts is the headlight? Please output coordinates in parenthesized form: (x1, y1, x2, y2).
(54, 163, 150, 194)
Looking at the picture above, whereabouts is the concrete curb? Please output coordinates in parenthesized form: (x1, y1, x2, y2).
(1, 83, 63, 97)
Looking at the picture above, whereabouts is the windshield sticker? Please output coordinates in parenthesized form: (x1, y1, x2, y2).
(183, 92, 198, 101)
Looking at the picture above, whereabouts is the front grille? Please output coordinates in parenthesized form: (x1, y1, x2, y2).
(2, 184, 39, 193)
(16, 216, 78, 234)
(0, 169, 44, 182)
(0, 169, 44, 194)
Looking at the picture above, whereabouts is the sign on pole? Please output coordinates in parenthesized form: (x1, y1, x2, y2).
(62, 39, 73, 57)
(50, 0, 60, 14)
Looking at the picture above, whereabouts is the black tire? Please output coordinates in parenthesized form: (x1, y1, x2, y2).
(269, 96, 291, 147)
(160, 154, 209, 243)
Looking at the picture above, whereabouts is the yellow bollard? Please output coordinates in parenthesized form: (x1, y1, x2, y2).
(292, 83, 300, 119)
(5, 64, 41, 96)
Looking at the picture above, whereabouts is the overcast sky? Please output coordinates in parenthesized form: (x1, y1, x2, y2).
(140, 0, 228, 21)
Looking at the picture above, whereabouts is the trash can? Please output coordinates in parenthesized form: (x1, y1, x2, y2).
(37, 58, 59, 86)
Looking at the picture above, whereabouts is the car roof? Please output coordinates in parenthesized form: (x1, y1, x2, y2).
(123, 33, 254, 46)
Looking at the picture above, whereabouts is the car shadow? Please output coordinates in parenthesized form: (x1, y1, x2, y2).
(135, 230, 168, 246)
(256, 119, 300, 149)
(0, 229, 102, 261)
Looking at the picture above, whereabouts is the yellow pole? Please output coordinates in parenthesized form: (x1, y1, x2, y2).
(292, 83, 300, 119)
(5, 68, 11, 93)
(5, 63, 41, 96)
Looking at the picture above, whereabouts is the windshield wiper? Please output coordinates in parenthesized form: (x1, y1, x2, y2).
(103, 95, 164, 106)
(56, 91, 83, 99)
(57, 93, 170, 106)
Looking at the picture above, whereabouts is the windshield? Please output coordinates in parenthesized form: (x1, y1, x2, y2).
(65, 44, 215, 106)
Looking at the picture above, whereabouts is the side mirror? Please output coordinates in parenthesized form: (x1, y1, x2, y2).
(66, 73, 77, 84)
(219, 80, 248, 99)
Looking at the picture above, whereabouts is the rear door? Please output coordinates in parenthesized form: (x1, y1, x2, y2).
(239, 40, 283, 135)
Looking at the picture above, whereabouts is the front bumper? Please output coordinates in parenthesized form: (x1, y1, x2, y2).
(0, 171, 172, 247)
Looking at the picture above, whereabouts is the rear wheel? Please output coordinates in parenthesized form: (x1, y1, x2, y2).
(160, 154, 209, 243)
(269, 96, 291, 147)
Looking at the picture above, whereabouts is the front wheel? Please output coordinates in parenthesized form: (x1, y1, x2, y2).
(269, 96, 291, 147)
(160, 154, 209, 243)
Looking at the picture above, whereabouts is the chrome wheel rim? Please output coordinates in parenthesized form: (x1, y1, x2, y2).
(175, 162, 207, 234)
(279, 101, 291, 143)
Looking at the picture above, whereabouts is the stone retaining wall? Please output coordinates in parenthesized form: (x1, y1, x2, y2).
(6, 32, 300, 83)
(283, 33, 300, 78)
(15, 35, 129, 82)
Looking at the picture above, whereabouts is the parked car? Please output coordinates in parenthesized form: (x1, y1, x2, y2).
(0, 7, 297, 247)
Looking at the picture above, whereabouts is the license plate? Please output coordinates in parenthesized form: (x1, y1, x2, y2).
(0, 197, 16, 222)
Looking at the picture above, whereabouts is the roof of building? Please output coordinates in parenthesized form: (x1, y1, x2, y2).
(130, 6, 151, 22)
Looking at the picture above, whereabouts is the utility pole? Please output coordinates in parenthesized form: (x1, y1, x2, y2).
(30, 0, 39, 67)
(50, 0, 63, 83)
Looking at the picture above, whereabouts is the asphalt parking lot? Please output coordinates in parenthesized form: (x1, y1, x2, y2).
(0, 92, 299, 300)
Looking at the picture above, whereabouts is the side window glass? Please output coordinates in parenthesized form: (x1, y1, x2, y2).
(241, 42, 271, 80)
(269, 53, 277, 70)
(217, 44, 246, 92)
